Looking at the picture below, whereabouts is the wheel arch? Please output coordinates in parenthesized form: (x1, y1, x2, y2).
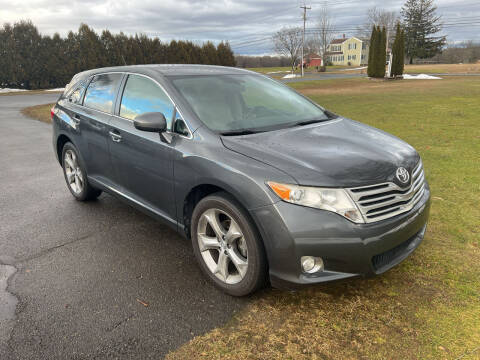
(56, 134, 72, 164)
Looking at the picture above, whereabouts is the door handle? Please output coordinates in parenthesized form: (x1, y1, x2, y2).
(73, 114, 81, 125)
(109, 131, 122, 142)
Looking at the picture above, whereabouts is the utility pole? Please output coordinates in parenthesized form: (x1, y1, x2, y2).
(300, 4, 311, 77)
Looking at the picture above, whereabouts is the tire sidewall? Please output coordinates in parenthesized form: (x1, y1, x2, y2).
(191, 193, 266, 296)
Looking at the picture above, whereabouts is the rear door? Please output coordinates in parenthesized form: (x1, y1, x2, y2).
(80, 73, 123, 182)
(107, 74, 177, 223)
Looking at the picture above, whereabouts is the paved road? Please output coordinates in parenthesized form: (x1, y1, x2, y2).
(0, 93, 245, 359)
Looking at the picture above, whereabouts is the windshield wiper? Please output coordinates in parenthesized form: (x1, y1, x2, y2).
(220, 129, 263, 136)
(293, 118, 329, 127)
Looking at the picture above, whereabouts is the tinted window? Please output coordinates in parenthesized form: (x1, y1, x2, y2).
(83, 73, 122, 113)
(120, 75, 174, 128)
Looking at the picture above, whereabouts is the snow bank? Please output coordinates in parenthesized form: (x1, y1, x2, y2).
(403, 74, 442, 80)
(266, 71, 290, 74)
(0, 88, 28, 93)
(282, 74, 300, 79)
(46, 88, 65, 92)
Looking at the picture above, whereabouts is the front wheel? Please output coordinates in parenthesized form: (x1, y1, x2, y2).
(191, 192, 267, 296)
(61, 142, 101, 201)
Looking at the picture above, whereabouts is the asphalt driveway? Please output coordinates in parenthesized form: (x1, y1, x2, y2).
(0, 93, 245, 359)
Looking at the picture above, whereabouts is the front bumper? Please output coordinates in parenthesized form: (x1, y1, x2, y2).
(251, 183, 431, 289)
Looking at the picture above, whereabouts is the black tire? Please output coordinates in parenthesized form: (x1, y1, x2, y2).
(191, 192, 267, 296)
(61, 142, 101, 201)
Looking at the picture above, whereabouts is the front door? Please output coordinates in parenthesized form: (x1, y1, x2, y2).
(107, 74, 177, 224)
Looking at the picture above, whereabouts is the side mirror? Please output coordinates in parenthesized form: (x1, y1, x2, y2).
(134, 112, 167, 133)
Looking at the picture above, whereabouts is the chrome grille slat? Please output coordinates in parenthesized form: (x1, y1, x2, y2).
(348, 161, 426, 223)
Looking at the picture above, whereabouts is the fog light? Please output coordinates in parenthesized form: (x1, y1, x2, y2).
(301, 256, 324, 274)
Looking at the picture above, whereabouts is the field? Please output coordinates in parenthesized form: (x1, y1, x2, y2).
(22, 76, 480, 359)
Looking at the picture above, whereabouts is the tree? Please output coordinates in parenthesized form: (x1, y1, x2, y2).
(391, 23, 405, 77)
(358, 7, 399, 47)
(377, 26, 387, 77)
(272, 27, 302, 73)
(401, 0, 446, 64)
(217, 42, 236, 66)
(316, 5, 335, 70)
(367, 26, 377, 77)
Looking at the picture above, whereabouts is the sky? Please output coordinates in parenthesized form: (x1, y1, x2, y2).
(0, 0, 479, 55)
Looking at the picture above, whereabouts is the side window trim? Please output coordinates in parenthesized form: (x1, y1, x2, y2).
(113, 73, 128, 117)
(80, 76, 94, 106)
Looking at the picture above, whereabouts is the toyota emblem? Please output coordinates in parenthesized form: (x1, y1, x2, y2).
(396, 167, 410, 184)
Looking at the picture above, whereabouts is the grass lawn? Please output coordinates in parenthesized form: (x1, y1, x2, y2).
(165, 77, 480, 360)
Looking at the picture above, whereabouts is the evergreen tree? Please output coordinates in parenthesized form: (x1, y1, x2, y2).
(202, 41, 219, 65)
(391, 23, 405, 77)
(367, 26, 377, 77)
(401, 0, 446, 64)
(377, 26, 387, 78)
(216, 42, 236, 66)
(0, 21, 236, 89)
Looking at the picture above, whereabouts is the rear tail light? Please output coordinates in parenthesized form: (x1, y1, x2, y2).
(50, 106, 55, 120)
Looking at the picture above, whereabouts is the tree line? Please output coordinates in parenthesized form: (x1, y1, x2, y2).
(0, 21, 236, 90)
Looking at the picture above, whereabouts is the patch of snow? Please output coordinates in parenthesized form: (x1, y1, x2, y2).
(267, 71, 290, 74)
(0, 88, 28, 93)
(340, 66, 367, 71)
(46, 88, 65, 92)
(403, 74, 442, 80)
(282, 74, 301, 79)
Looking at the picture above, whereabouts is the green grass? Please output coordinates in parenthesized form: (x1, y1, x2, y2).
(167, 77, 480, 360)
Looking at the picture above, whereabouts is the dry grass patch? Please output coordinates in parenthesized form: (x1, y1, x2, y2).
(405, 63, 480, 74)
(21, 103, 54, 123)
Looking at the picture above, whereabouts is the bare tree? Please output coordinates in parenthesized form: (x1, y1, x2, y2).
(316, 5, 335, 69)
(358, 7, 399, 47)
(273, 27, 302, 73)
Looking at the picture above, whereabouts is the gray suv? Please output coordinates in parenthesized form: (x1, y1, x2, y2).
(52, 65, 430, 296)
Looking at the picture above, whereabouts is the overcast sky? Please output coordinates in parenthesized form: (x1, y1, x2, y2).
(1, 0, 479, 54)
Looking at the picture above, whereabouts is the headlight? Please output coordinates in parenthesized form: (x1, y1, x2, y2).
(267, 182, 364, 224)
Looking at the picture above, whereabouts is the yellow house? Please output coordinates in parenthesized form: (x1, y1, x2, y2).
(326, 36, 369, 66)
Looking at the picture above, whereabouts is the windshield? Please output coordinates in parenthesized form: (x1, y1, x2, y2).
(169, 74, 329, 133)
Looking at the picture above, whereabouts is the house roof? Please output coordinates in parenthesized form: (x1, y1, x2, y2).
(330, 38, 347, 44)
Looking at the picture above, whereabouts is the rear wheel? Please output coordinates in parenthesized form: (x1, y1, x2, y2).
(61, 142, 101, 201)
(191, 192, 267, 296)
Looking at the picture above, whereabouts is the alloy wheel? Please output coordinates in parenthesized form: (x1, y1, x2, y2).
(197, 208, 248, 284)
(64, 149, 84, 194)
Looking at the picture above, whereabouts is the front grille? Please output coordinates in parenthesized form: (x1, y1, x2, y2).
(371, 228, 422, 272)
(347, 161, 426, 223)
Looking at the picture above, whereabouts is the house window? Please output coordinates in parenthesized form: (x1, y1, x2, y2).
(362, 43, 366, 49)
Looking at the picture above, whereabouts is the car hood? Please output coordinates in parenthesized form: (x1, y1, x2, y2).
(221, 118, 420, 188)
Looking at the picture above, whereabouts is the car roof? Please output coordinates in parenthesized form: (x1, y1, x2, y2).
(73, 64, 253, 80)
